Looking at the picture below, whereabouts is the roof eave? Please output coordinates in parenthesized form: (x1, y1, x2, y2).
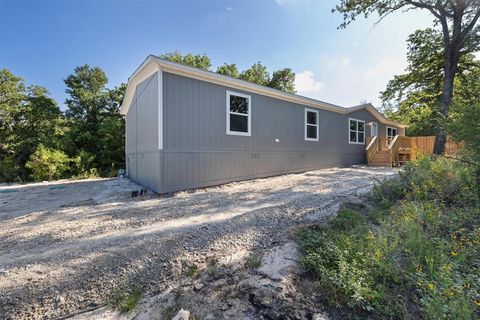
(120, 56, 408, 129)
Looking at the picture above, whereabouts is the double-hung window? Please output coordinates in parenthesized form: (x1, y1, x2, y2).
(386, 126, 397, 141)
(349, 118, 365, 144)
(226, 91, 251, 136)
(305, 108, 319, 141)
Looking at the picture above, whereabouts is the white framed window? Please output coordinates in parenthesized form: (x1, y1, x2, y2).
(226, 90, 251, 136)
(386, 126, 398, 141)
(304, 108, 319, 141)
(348, 118, 365, 144)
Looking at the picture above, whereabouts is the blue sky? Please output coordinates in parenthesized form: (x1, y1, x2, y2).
(1, 0, 435, 110)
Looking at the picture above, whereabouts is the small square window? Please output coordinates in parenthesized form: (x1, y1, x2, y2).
(307, 111, 317, 125)
(230, 95, 249, 114)
(307, 125, 317, 139)
(229, 114, 248, 132)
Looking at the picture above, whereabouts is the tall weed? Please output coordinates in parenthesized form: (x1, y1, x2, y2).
(299, 157, 480, 319)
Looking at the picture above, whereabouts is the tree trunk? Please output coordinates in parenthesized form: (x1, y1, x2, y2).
(433, 70, 454, 155)
(434, 35, 461, 155)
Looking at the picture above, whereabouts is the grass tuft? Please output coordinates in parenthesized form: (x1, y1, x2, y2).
(246, 256, 262, 269)
(184, 265, 198, 277)
(109, 287, 143, 313)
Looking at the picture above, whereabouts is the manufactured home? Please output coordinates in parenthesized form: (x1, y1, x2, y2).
(120, 55, 407, 193)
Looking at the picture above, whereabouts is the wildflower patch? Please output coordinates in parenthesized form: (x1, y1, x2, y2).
(298, 157, 480, 319)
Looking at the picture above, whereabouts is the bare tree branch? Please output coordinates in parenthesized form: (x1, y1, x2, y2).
(460, 9, 480, 39)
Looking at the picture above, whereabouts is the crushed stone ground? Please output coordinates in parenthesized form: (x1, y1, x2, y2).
(0, 166, 396, 319)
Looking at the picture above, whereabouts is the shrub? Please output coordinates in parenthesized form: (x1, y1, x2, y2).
(0, 156, 20, 182)
(25, 144, 70, 181)
(299, 157, 480, 319)
(400, 156, 478, 205)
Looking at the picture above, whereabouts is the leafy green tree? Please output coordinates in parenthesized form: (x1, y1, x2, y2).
(381, 28, 480, 136)
(0, 69, 64, 181)
(269, 68, 296, 93)
(0, 69, 25, 172)
(15, 86, 64, 179)
(160, 50, 212, 70)
(239, 62, 270, 86)
(64, 65, 109, 171)
(335, 0, 480, 154)
(216, 63, 240, 78)
(447, 62, 480, 162)
(25, 144, 70, 181)
(98, 83, 126, 175)
(64, 65, 126, 176)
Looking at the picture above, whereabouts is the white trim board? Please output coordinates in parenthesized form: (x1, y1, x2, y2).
(370, 121, 378, 137)
(157, 68, 163, 150)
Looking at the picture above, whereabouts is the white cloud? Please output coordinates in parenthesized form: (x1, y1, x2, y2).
(363, 57, 406, 81)
(294, 56, 408, 108)
(226, 6, 234, 11)
(295, 70, 323, 98)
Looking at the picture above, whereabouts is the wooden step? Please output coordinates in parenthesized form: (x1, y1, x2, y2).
(368, 162, 392, 167)
(373, 154, 392, 159)
(369, 159, 392, 163)
(372, 156, 392, 162)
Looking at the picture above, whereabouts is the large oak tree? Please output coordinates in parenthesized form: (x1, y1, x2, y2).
(381, 28, 480, 136)
(335, 0, 480, 154)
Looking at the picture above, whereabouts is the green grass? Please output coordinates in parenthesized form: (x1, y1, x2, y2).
(110, 287, 143, 313)
(246, 256, 262, 269)
(184, 265, 198, 277)
(298, 157, 480, 319)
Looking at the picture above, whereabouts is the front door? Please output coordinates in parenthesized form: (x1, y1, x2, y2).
(371, 122, 378, 137)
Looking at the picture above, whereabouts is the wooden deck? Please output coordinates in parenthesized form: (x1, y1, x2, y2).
(366, 135, 463, 167)
(366, 136, 417, 167)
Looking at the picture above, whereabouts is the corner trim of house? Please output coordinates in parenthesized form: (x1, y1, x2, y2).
(158, 68, 163, 150)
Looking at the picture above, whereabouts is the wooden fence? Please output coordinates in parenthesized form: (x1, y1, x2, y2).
(411, 136, 463, 155)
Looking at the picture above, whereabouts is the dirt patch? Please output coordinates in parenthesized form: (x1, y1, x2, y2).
(0, 166, 396, 319)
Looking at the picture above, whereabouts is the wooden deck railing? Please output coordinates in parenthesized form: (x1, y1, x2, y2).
(386, 135, 418, 164)
(366, 135, 418, 166)
(366, 136, 378, 164)
(367, 135, 463, 166)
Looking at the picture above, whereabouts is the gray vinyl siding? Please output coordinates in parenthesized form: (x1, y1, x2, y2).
(156, 72, 401, 193)
(125, 70, 403, 194)
(125, 73, 161, 192)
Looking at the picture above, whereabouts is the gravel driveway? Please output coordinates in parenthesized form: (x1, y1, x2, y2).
(0, 166, 396, 319)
